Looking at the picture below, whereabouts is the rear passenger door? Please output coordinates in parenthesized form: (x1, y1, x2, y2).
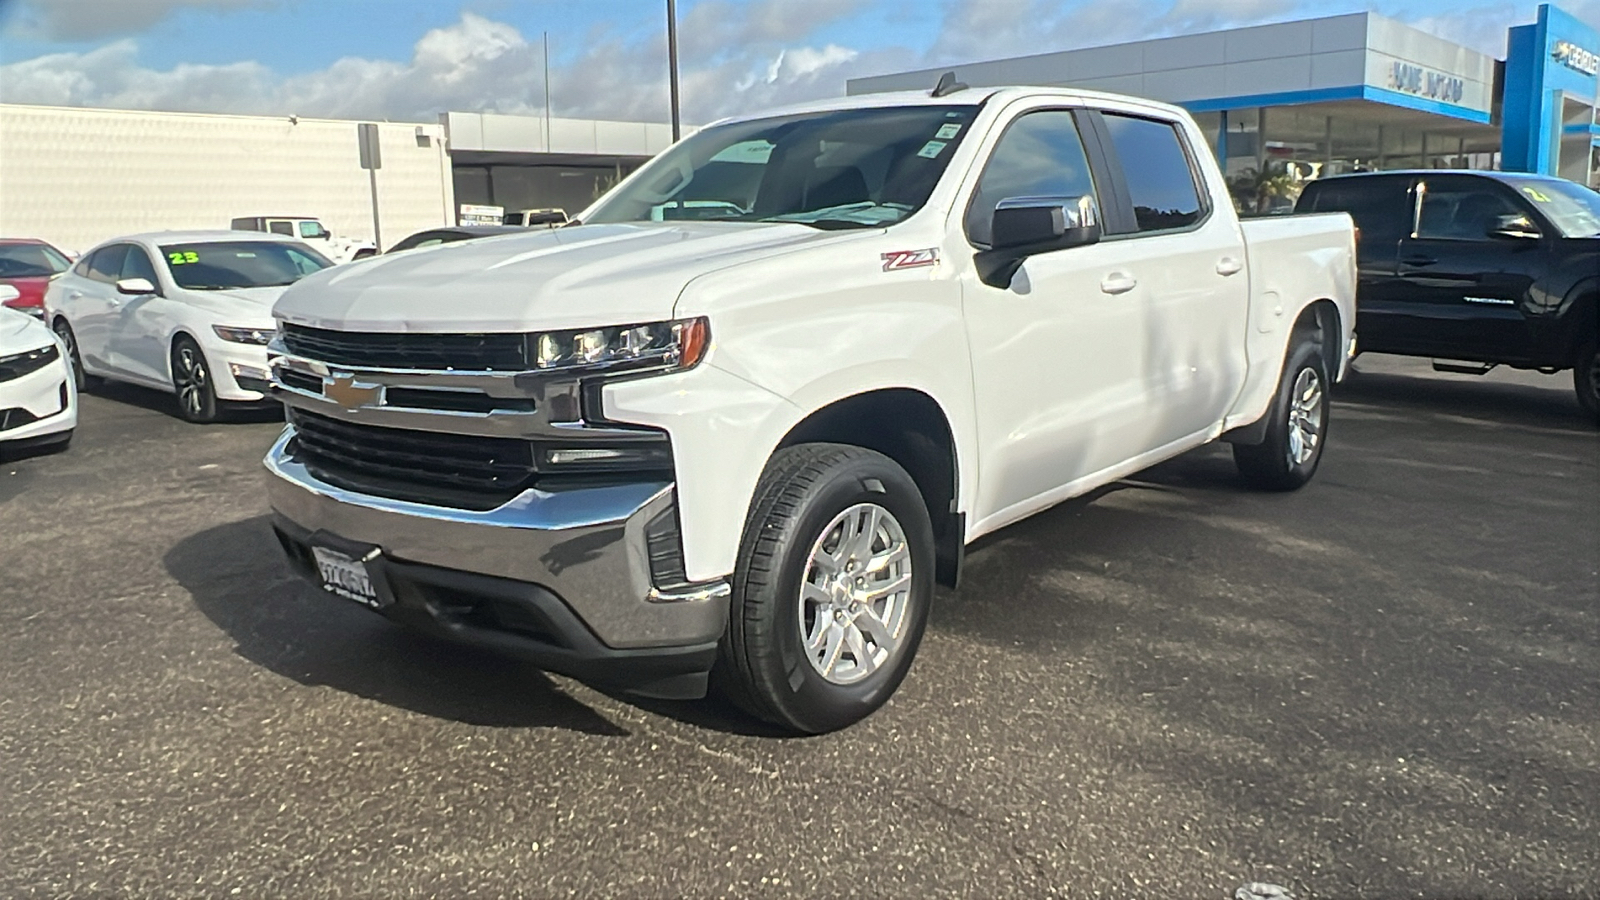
(1300, 175, 1413, 353)
(71, 244, 130, 371)
(1093, 109, 1251, 446)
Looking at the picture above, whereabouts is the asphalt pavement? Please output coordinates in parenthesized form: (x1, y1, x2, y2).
(2, 356, 1596, 898)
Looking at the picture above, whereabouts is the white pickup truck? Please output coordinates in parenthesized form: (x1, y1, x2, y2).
(264, 85, 1355, 733)
(230, 217, 378, 264)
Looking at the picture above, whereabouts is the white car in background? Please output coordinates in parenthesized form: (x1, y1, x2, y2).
(44, 231, 333, 423)
(0, 284, 76, 454)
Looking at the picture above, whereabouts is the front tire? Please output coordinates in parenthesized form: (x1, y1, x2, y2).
(1234, 331, 1330, 491)
(52, 319, 100, 391)
(171, 336, 219, 423)
(1573, 338, 1598, 426)
(717, 443, 935, 734)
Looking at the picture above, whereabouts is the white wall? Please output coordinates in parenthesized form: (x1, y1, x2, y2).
(0, 104, 456, 254)
(443, 111, 682, 155)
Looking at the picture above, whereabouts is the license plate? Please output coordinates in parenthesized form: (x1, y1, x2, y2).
(311, 546, 381, 608)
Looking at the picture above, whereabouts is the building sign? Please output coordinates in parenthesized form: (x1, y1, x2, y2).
(1387, 62, 1466, 103)
(1551, 40, 1599, 77)
(458, 204, 504, 226)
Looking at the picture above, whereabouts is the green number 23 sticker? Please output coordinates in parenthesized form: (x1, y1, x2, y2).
(167, 250, 200, 265)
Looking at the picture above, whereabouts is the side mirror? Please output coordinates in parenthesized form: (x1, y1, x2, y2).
(977, 194, 1101, 288)
(116, 277, 157, 296)
(992, 194, 1101, 251)
(1487, 214, 1540, 240)
(0, 284, 21, 304)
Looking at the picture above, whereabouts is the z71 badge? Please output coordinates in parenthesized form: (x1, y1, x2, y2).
(881, 248, 939, 272)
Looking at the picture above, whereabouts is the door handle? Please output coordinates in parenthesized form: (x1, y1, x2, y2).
(1216, 256, 1243, 276)
(1402, 255, 1436, 267)
(1100, 272, 1137, 295)
(67, 291, 84, 301)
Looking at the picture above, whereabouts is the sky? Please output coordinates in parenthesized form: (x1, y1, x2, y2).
(0, 0, 1593, 125)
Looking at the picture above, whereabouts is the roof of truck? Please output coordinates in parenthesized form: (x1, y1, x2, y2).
(703, 85, 1190, 129)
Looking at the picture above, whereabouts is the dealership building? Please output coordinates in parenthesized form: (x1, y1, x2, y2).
(848, 3, 1600, 188)
(0, 104, 674, 255)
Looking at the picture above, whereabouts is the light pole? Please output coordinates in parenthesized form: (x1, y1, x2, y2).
(666, 0, 681, 141)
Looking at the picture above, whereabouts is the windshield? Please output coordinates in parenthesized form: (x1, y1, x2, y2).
(158, 241, 333, 290)
(1506, 178, 1600, 237)
(583, 104, 980, 229)
(0, 242, 70, 279)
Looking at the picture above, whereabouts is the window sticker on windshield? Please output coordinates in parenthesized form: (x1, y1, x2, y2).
(917, 140, 948, 159)
(935, 123, 962, 139)
(1522, 186, 1552, 203)
(235, 252, 258, 258)
(167, 251, 200, 265)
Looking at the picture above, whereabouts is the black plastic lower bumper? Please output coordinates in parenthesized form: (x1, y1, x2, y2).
(272, 515, 718, 699)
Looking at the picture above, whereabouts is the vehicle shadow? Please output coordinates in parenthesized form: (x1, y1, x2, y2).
(164, 515, 629, 735)
(1336, 357, 1589, 432)
(87, 379, 287, 424)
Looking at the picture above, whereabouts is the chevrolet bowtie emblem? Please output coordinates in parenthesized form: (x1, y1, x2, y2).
(323, 373, 381, 410)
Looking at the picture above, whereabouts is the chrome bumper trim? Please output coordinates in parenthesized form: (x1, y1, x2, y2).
(263, 427, 729, 649)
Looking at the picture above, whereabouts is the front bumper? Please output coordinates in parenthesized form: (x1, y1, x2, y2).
(264, 428, 729, 697)
(0, 350, 75, 443)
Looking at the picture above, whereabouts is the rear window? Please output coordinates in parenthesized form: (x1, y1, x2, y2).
(1298, 177, 1413, 242)
(0, 242, 70, 279)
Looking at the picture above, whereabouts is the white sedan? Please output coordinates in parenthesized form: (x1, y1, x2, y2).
(0, 284, 76, 454)
(44, 231, 333, 422)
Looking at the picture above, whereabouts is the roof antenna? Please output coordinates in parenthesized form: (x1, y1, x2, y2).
(931, 71, 967, 97)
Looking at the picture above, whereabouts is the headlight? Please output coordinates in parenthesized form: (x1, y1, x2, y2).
(212, 325, 275, 345)
(0, 343, 60, 382)
(532, 317, 709, 373)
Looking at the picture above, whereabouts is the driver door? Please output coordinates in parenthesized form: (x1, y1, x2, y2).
(107, 245, 172, 385)
(1396, 175, 1547, 361)
(959, 108, 1152, 524)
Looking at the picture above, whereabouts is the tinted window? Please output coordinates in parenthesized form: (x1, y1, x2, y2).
(965, 110, 1097, 247)
(297, 221, 323, 238)
(158, 241, 333, 290)
(121, 246, 160, 285)
(86, 244, 129, 283)
(1102, 114, 1203, 232)
(1416, 182, 1525, 241)
(0, 242, 70, 278)
(268, 221, 294, 236)
(1298, 177, 1413, 243)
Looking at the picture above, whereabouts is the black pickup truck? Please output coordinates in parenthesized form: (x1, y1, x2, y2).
(1295, 171, 1600, 423)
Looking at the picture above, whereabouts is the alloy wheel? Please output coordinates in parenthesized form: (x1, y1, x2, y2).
(1287, 366, 1324, 466)
(174, 345, 210, 418)
(797, 502, 913, 686)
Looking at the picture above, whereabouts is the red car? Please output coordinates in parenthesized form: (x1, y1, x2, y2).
(0, 239, 74, 320)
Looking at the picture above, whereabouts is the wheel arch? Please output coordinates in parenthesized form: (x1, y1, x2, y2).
(776, 388, 964, 588)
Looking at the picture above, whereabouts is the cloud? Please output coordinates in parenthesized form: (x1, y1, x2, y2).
(0, 0, 1575, 127)
(0, 3, 902, 124)
(2, 0, 276, 41)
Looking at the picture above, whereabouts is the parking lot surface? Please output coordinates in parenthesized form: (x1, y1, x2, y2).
(2, 356, 1596, 899)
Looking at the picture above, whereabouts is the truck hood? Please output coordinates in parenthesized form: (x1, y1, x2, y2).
(272, 222, 863, 333)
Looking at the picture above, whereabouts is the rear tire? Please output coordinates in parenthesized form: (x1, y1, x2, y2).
(715, 443, 935, 734)
(1234, 330, 1330, 491)
(1574, 338, 1599, 426)
(171, 336, 219, 424)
